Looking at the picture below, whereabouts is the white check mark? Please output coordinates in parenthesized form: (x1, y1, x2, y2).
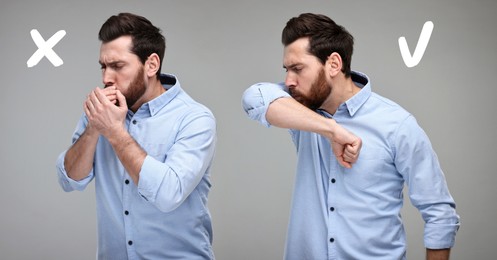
(398, 21, 434, 68)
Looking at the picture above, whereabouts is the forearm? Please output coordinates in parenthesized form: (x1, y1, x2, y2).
(266, 97, 337, 138)
(426, 248, 450, 260)
(267, 96, 360, 167)
(64, 126, 99, 181)
(243, 83, 361, 167)
(106, 128, 146, 184)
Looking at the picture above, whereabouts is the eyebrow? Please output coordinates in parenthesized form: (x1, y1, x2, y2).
(283, 63, 303, 70)
(99, 60, 125, 67)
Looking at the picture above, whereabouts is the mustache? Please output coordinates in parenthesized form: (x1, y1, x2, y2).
(289, 90, 304, 102)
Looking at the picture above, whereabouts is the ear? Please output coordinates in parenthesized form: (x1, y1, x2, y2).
(145, 53, 161, 78)
(326, 52, 343, 77)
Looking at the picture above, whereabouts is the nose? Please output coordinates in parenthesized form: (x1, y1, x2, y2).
(285, 72, 296, 89)
(102, 69, 115, 87)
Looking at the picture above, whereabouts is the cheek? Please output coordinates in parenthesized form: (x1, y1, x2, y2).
(115, 75, 133, 90)
(299, 81, 313, 95)
(301, 74, 316, 88)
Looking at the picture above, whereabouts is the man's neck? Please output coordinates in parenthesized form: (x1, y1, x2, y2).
(129, 79, 165, 112)
(320, 76, 360, 114)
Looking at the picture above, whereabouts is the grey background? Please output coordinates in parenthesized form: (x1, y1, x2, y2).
(1, 0, 496, 259)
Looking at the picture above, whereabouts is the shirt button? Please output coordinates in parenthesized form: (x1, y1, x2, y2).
(124, 210, 129, 215)
(330, 207, 335, 212)
(132, 120, 137, 124)
(331, 178, 336, 183)
(329, 238, 335, 243)
(128, 240, 133, 246)
(125, 179, 130, 185)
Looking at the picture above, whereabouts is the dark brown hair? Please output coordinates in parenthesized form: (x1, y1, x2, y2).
(99, 13, 166, 78)
(282, 13, 354, 77)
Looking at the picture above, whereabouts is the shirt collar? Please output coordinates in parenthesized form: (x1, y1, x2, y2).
(342, 71, 371, 117)
(143, 73, 181, 116)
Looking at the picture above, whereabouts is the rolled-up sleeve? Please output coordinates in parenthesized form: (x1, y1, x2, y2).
(395, 115, 460, 249)
(55, 115, 94, 192)
(137, 112, 216, 213)
(241, 82, 290, 127)
(56, 151, 94, 192)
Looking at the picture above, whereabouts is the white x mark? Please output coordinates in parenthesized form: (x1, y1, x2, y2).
(27, 29, 66, 68)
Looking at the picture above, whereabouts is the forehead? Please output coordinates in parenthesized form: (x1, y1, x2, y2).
(283, 38, 320, 67)
(99, 35, 138, 63)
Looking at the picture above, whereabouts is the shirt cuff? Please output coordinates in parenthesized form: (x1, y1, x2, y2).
(424, 222, 460, 249)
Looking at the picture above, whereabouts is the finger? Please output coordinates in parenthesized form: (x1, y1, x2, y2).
(103, 85, 116, 90)
(85, 93, 96, 113)
(107, 93, 118, 104)
(94, 87, 111, 105)
(84, 97, 93, 118)
(346, 142, 358, 154)
(337, 156, 352, 169)
(347, 137, 362, 156)
(102, 86, 117, 96)
(116, 90, 127, 108)
(88, 89, 102, 108)
(332, 147, 352, 168)
(100, 87, 117, 104)
(344, 145, 359, 163)
(342, 151, 352, 162)
(352, 137, 362, 153)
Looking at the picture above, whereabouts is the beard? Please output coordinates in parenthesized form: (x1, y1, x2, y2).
(124, 67, 146, 109)
(290, 68, 331, 111)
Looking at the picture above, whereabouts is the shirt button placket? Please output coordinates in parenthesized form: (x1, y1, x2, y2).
(123, 176, 134, 257)
(328, 176, 338, 259)
(124, 180, 130, 216)
(329, 179, 336, 213)
(125, 116, 136, 255)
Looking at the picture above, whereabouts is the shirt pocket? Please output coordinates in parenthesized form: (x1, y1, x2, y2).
(141, 143, 171, 162)
(342, 148, 391, 190)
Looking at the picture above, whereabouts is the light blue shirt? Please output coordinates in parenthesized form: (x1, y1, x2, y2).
(57, 74, 217, 260)
(242, 71, 460, 260)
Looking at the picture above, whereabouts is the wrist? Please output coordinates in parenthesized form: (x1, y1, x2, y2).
(84, 124, 100, 139)
(105, 127, 128, 145)
(322, 117, 338, 140)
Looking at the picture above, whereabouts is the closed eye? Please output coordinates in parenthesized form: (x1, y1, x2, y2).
(100, 61, 125, 71)
(285, 66, 303, 74)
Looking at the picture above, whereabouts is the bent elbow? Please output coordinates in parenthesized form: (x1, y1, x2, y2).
(149, 184, 188, 213)
(155, 196, 184, 213)
(242, 83, 266, 115)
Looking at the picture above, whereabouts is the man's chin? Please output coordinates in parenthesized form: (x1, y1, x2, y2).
(291, 95, 303, 103)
